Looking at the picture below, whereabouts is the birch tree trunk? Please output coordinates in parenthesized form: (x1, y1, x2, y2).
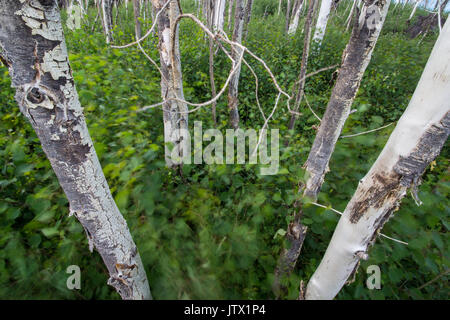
(227, 0, 247, 129)
(306, 20, 450, 300)
(243, 0, 253, 40)
(133, 0, 142, 39)
(202, 0, 208, 20)
(288, 0, 317, 130)
(287, 0, 304, 34)
(207, 0, 219, 126)
(154, 0, 189, 167)
(101, 0, 114, 43)
(345, 0, 357, 31)
(303, 0, 391, 200)
(0, 0, 151, 300)
(313, 0, 333, 44)
(213, 0, 226, 31)
(228, 0, 235, 32)
(285, 0, 292, 32)
(408, 0, 422, 22)
(273, 0, 318, 296)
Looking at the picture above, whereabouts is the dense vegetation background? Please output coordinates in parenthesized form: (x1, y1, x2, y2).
(0, 1, 448, 299)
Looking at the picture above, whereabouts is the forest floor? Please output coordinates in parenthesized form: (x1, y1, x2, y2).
(0, 2, 448, 299)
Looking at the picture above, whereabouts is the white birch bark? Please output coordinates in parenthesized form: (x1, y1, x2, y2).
(133, 0, 142, 39)
(273, 1, 318, 293)
(101, 0, 114, 43)
(313, 0, 333, 44)
(243, 0, 253, 39)
(438, 0, 442, 33)
(213, 0, 226, 31)
(288, 0, 317, 130)
(228, 0, 247, 129)
(154, 0, 189, 167)
(393, 0, 400, 10)
(285, 0, 292, 32)
(305, 19, 450, 300)
(303, 0, 391, 200)
(408, 0, 422, 21)
(228, 0, 235, 31)
(0, 0, 151, 300)
(288, 0, 304, 34)
(345, 0, 357, 31)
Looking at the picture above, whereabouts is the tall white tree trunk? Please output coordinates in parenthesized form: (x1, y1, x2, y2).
(228, 0, 247, 129)
(345, 0, 357, 31)
(288, 0, 304, 34)
(243, 0, 254, 39)
(303, 0, 391, 200)
(0, 0, 151, 300)
(228, 0, 235, 31)
(273, 0, 318, 295)
(213, 0, 227, 31)
(438, 0, 442, 33)
(101, 0, 114, 43)
(133, 0, 142, 39)
(408, 0, 422, 21)
(154, 0, 189, 167)
(285, 0, 292, 32)
(306, 19, 450, 300)
(288, 0, 317, 129)
(313, 0, 333, 44)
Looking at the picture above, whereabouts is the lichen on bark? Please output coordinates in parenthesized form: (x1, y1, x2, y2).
(0, 0, 151, 299)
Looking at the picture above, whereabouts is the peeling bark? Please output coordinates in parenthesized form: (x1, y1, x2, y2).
(154, 0, 189, 167)
(274, 0, 318, 293)
(273, 205, 308, 298)
(0, 0, 151, 299)
(303, 0, 391, 200)
(274, 1, 390, 293)
(305, 19, 450, 300)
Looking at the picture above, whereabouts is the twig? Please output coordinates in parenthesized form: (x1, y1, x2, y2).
(303, 94, 321, 122)
(294, 64, 339, 88)
(310, 201, 408, 245)
(340, 122, 394, 138)
(242, 58, 266, 122)
(111, 0, 172, 49)
(416, 269, 449, 290)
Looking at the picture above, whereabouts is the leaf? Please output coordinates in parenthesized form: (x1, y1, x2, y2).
(115, 189, 130, 211)
(41, 227, 59, 238)
(273, 229, 286, 239)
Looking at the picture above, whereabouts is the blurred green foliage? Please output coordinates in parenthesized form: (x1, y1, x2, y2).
(0, 1, 448, 300)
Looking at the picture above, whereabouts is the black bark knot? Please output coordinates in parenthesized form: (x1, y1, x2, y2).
(38, 0, 55, 7)
(27, 87, 45, 104)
